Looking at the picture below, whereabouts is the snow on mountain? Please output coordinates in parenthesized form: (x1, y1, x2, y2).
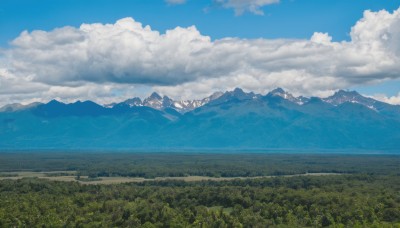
(172, 100, 204, 112)
(142, 92, 164, 109)
(105, 97, 142, 108)
(207, 88, 261, 106)
(105, 91, 224, 112)
(268, 88, 309, 105)
(4, 88, 398, 115)
(2, 88, 400, 150)
(323, 90, 378, 110)
(124, 97, 143, 107)
(172, 91, 224, 111)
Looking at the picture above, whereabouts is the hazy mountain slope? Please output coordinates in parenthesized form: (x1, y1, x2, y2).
(159, 92, 400, 149)
(0, 102, 171, 149)
(0, 89, 399, 151)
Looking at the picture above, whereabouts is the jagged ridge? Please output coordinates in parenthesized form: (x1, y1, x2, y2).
(97, 88, 397, 113)
(1, 88, 399, 150)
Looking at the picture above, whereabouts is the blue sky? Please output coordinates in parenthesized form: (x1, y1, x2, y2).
(0, 0, 400, 105)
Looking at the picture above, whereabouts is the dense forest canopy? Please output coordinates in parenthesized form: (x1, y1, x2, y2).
(0, 152, 399, 178)
(0, 153, 399, 227)
(0, 175, 399, 227)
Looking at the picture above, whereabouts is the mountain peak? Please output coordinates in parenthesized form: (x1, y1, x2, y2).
(333, 90, 360, 97)
(3, 89, 393, 116)
(124, 97, 142, 107)
(323, 90, 376, 108)
(270, 87, 286, 94)
(229, 88, 254, 99)
(149, 92, 162, 100)
(48, 99, 63, 105)
(207, 88, 256, 106)
(143, 92, 165, 110)
(209, 91, 223, 100)
(162, 96, 174, 107)
(77, 100, 99, 105)
(233, 87, 245, 94)
(107, 91, 225, 112)
(2, 88, 400, 150)
(266, 88, 306, 104)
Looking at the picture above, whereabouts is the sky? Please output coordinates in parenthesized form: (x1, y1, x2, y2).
(0, 0, 400, 106)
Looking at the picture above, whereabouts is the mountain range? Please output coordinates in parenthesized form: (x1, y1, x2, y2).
(104, 91, 224, 113)
(1, 88, 399, 151)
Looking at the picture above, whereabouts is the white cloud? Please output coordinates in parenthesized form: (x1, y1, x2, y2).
(165, 0, 187, 5)
(0, 68, 150, 106)
(7, 18, 216, 86)
(214, 0, 279, 15)
(154, 70, 340, 100)
(1, 7, 400, 105)
(372, 93, 400, 105)
(310, 32, 332, 44)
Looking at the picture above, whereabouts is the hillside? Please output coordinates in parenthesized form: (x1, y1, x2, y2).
(1, 88, 399, 151)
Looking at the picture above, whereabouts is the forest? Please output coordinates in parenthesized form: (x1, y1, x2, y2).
(0, 152, 399, 227)
(0, 152, 399, 177)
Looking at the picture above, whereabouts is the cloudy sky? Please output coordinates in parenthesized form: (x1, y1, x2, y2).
(1, 0, 400, 106)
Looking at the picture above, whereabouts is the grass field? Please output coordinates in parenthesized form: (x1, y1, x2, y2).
(0, 171, 343, 185)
